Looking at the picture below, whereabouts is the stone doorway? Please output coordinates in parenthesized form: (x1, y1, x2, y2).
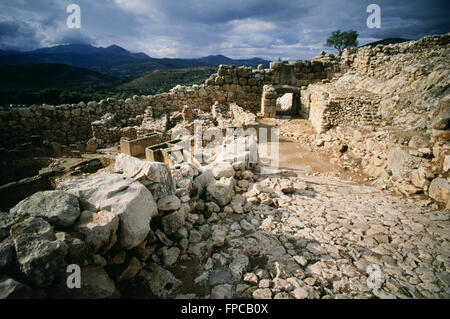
(261, 85, 304, 118)
(276, 92, 301, 116)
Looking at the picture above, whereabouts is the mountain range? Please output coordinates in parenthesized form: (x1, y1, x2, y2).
(0, 44, 270, 79)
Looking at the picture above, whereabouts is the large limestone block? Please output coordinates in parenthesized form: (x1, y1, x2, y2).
(114, 153, 175, 200)
(10, 190, 80, 227)
(207, 161, 235, 179)
(207, 178, 234, 206)
(171, 163, 199, 191)
(388, 147, 425, 178)
(75, 210, 119, 253)
(57, 174, 157, 250)
(429, 178, 450, 204)
(10, 217, 68, 287)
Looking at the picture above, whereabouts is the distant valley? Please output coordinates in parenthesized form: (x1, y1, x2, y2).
(0, 44, 270, 107)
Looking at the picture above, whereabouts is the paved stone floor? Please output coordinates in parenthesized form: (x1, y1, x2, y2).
(175, 137, 450, 299)
(183, 173, 449, 299)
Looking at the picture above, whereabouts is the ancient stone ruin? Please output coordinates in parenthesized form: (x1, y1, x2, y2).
(0, 34, 449, 299)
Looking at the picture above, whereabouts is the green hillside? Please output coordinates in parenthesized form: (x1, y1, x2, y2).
(0, 64, 117, 92)
(117, 66, 217, 94)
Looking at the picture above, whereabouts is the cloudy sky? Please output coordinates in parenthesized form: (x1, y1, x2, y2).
(0, 0, 449, 60)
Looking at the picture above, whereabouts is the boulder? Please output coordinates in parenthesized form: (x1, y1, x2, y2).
(253, 288, 272, 299)
(206, 178, 234, 206)
(75, 210, 119, 253)
(157, 195, 181, 212)
(205, 202, 220, 214)
(0, 213, 18, 240)
(114, 154, 175, 200)
(10, 190, 80, 227)
(171, 163, 198, 191)
(0, 276, 32, 299)
(0, 242, 13, 271)
(55, 232, 88, 265)
(207, 161, 235, 179)
(192, 169, 215, 197)
(429, 178, 450, 204)
(162, 247, 180, 267)
(211, 224, 228, 247)
(411, 168, 431, 189)
(388, 147, 425, 178)
(211, 284, 233, 299)
(137, 264, 181, 298)
(431, 104, 450, 129)
(117, 257, 142, 282)
(10, 217, 68, 287)
(229, 255, 249, 280)
(444, 155, 450, 172)
(161, 210, 185, 235)
(57, 174, 158, 250)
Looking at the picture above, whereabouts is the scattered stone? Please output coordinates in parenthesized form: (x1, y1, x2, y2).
(207, 178, 234, 206)
(211, 224, 228, 247)
(157, 195, 181, 212)
(293, 255, 308, 267)
(274, 292, 290, 299)
(259, 279, 271, 288)
(252, 288, 272, 299)
(290, 286, 309, 299)
(229, 255, 249, 280)
(209, 270, 232, 287)
(205, 202, 220, 214)
(243, 273, 259, 285)
(117, 257, 142, 282)
(163, 247, 180, 267)
(444, 155, 450, 172)
(162, 210, 186, 235)
(211, 284, 233, 299)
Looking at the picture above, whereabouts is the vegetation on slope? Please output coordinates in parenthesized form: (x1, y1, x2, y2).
(117, 66, 218, 94)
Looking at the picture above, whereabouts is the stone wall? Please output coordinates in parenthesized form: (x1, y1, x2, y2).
(1, 34, 447, 154)
(304, 85, 381, 134)
(0, 98, 147, 149)
(0, 56, 343, 153)
(303, 33, 450, 134)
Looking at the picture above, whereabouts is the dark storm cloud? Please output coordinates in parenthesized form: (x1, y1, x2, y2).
(0, 0, 448, 59)
(0, 17, 40, 50)
(362, 0, 450, 39)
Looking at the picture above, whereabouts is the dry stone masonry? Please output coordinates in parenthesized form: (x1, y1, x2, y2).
(0, 33, 449, 300)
